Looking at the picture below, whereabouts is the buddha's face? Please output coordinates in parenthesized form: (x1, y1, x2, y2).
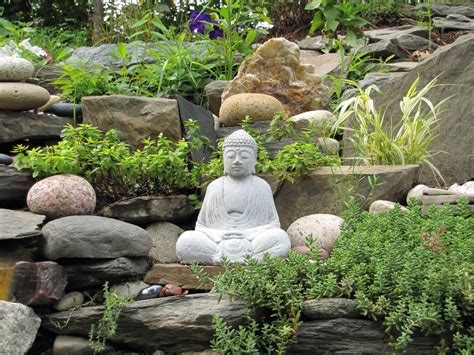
(223, 147, 256, 178)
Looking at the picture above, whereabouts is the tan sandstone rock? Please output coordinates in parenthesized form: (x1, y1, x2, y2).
(219, 93, 285, 126)
(222, 38, 330, 117)
(0, 82, 50, 111)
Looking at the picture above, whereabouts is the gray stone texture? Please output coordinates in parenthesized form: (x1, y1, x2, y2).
(44, 294, 249, 353)
(266, 165, 420, 229)
(110, 280, 149, 299)
(146, 222, 184, 263)
(369, 34, 474, 186)
(363, 25, 429, 43)
(433, 15, 474, 31)
(82, 95, 182, 148)
(0, 110, 72, 144)
(0, 166, 34, 208)
(430, 3, 474, 18)
(204, 80, 229, 116)
(302, 298, 361, 319)
(0, 57, 34, 81)
(40, 215, 152, 260)
(0, 209, 45, 240)
(288, 318, 438, 354)
(99, 195, 195, 225)
(63, 257, 149, 290)
(0, 301, 41, 355)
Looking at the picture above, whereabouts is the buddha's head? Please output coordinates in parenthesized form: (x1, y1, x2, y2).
(222, 130, 258, 178)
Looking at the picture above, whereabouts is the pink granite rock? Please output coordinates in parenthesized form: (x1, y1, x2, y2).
(27, 174, 96, 219)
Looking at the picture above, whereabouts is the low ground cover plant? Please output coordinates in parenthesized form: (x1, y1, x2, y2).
(197, 199, 473, 353)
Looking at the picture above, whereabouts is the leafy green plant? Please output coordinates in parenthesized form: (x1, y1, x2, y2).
(332, 76, 448, 182)
(89, 282, 132, 353)
(309, 198, 473, 352)
(195, 199, 473, 353)
(13, 122, 206, 205)
(192, 245, 321, 354)
(305, 0, 368, 47)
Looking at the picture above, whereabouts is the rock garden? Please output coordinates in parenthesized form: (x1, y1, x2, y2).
(0, 1, 473, 354)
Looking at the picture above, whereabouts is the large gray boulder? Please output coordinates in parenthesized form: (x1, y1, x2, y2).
(358, 34, 474, 186)
(82, 95, 181, 148)
(0, 111, 72, 144)
(0, 209, 45, 240)
(40, 215, 152, 260)
(44, 294, 249, 353)
(0, 301, 41, 354)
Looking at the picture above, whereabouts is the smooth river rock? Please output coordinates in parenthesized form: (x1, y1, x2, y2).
(27, 174, 96, 220)
(287, 214, 344, 256)
(0, 301, 41, 355)
(40, 215, 152, 260)
(54, 291, 85, 311)
(44, 293, 250, 353)
(0, 82, 50, 111)
(219, 93, 286, 127)
(0, 57, 35, 81)
(0, 153, 13, 165)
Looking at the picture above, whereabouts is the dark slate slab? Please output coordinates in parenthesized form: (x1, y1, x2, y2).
(176, 95, 216, 162)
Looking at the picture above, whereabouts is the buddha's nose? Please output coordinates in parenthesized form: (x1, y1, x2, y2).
(233, 158, 242, 165)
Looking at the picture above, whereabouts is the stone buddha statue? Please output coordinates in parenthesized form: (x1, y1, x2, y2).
(176, 130, 291, 265)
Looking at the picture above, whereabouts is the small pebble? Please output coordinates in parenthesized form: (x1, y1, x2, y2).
(54, 291, 84, 311)
(135, 284, 163, 300)
(0, 153, 13, 165)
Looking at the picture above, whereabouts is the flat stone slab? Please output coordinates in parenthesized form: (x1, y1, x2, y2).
(433, 15, 474, 31)
(288, 318, 438, 354)
(144, 264, 224, 289)
(62, 257, 149, 290)
(99, 195, 195, 225)
(267, 165, 420, 229)
(302, 298, 361, 320)
(0, 111, 72, 144)
(0, 209, 45, 240)
(363, 25, 428, 43)
(0, 166, 34, 208)
(44, 293, 249, 353)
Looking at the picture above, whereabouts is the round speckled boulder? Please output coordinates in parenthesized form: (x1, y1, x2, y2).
(219, 93, 286, 126)
(0, 82, 50, 111)
(289, 110, 337, 134)
(27, 175, 96, 220)
(287, 214, 343, 256)
(0, 57, 35, 81)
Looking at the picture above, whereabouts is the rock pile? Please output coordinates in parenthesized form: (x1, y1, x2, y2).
(0, 57, 50, 111)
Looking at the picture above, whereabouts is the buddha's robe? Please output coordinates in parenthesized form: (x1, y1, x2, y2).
(176, 176, 291, 264)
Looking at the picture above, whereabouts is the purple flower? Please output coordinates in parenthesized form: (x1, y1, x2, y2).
(209, 26, 223, 39)
(189, 10, 212, 34)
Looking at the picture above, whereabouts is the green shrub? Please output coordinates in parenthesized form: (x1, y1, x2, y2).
(13, 119, 340, 205)
(200, 200, 473, 353)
